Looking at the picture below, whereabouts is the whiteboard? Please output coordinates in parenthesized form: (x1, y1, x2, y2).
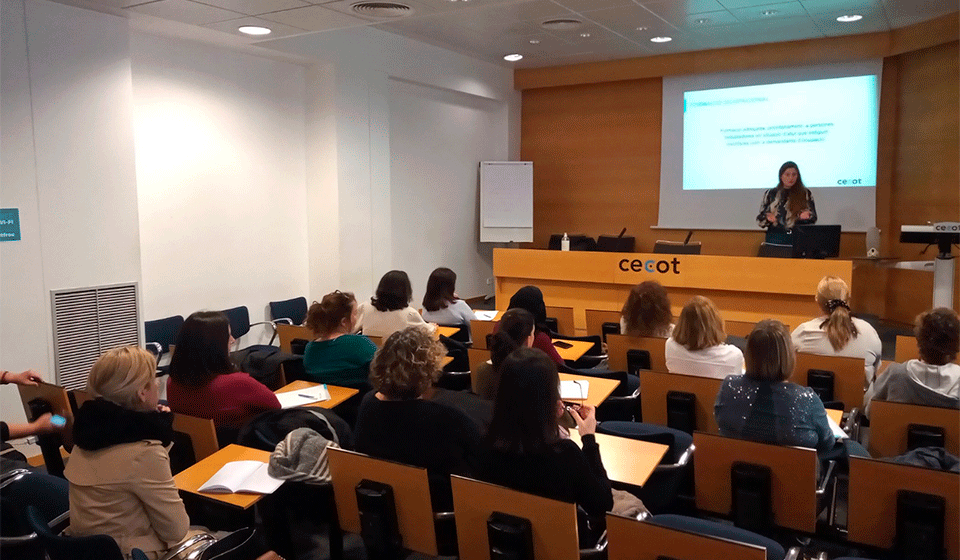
(480, 161, 533, 243)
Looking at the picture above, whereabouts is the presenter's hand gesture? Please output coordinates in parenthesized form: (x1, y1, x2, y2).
(571, 404, 597, 436)
(765, 212, 777, 225)
(799, 210, 812, 220)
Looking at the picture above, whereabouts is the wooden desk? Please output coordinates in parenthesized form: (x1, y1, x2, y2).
(440, 356, 453, 368)
(494, 248, 850, 335)
(174, 444, 271, 509)
(275, 380, 358, 409)
(558, 373, 619, 408)
(553, 339, 593, 362)
(568, 431, 667, 487)
(826, 408, 843, 425)
(435, 326, 460, 339)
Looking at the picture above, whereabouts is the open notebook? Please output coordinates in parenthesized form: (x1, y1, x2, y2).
(199, 460, 284, 494)
(560, 380, 589, 400)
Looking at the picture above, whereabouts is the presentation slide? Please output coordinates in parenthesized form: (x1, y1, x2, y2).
(657, 61, 882, 232)
(683, 76, 878, 191)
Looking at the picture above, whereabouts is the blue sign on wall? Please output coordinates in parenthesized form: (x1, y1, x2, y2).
(0, 209, 22, 242)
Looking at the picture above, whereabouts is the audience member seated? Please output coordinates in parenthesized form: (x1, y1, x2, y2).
(65, 347, 192, 559)
(507, 286, 564, 365)
(864, 307, 959, 418)
(792, 276, 882, 388)
(621, 280, 673, 338)
(474, 309, 536, 401)
(357, 270, 434, 338)
(302, 290, 377, 389)
(666, 296, 744, 379)
(715, 320, 869, 462)
(481, 347, 624, 545)
(354, 327, 481, 511)
(0, 369, 61, 444)
(420, 267, 478, 342)
(167, 311, 280, 430)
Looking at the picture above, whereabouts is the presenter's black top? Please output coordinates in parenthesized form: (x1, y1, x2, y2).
(757, 187, 817, 245)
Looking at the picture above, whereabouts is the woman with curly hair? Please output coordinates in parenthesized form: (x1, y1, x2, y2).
(620, 280, 673, 338)
(354, 326, 482, 511)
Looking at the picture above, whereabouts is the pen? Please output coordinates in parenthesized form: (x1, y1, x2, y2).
(298, 394, 314, 399)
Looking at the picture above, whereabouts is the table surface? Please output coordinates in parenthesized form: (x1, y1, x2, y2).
(827, 408, 843, 425)
(440, 356, 453, 368)
(275, 380, 358, 409)
(552, 339, 594, 362)
(557, 372, 619, 408)
(173, 444, 271, 509)
(436, 325, 461, 338)
(568, 430, 668, 487)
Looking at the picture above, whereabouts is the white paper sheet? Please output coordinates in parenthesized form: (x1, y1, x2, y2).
(560, 380, 589, 401)
(276, 384, 331, 409)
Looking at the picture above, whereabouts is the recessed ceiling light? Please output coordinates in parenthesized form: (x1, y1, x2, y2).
(650, 36, 672, 43)
(529, 39, 540, 44)
(541, 18, 583, 31)
(760, 9, 777, 16)
(503, 53, 523, 61)
(636, 26, 648, 31)
(238, 25, 271, 36)
(694, 18, 710, 24)
(836, 14, 863, 22)
(580, 32, 591, 38)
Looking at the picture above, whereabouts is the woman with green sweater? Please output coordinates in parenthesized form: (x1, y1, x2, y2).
(303, 291, 377, 388)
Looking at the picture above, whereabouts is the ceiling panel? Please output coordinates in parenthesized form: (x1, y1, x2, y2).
(128, 0, 243, 24)
(259, 4, 368, 31)
(202, 15, 308, 38)
(194, 0, 310, 16)
(551, 0, 636, 12)
(883, 0, 959, 27)
(730, 1, 809, 22)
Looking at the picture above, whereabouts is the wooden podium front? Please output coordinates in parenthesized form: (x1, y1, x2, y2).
(493, 249, 852, 335)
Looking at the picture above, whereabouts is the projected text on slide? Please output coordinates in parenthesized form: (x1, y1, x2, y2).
(682, 75, 879, 191)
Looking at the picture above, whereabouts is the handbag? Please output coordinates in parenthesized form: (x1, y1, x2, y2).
(198, 527, 269, 560)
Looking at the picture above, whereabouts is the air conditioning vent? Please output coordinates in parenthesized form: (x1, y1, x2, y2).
(541, 18, 583, 31)
(51, 283, 140, 390)
(351, 2, 413, 17)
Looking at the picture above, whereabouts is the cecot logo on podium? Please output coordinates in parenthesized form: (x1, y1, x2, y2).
(618, 257, 681, 275)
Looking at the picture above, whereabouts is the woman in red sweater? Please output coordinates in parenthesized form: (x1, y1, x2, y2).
(166, 311, 280, 430)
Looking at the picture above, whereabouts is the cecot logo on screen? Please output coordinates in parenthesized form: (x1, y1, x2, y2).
(618, 257, 681, 275)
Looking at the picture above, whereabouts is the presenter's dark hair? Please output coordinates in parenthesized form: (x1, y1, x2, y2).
(490, 309, 536, 374)
(486, 347, 561, 454)
(422, 267, 458, 313)
(621, 281, 673, 337)
(169, 311, 236, 387)
(777, 161, 810, 219)
(371, 270, 413, 312)
(915, 307, 960, 366)
(508, 286, 550, 334)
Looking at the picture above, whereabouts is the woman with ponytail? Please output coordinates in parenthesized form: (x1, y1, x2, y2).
(474, 309, 536, 400)
(791, 276, 881, 388)
(303, 290, 377, 388)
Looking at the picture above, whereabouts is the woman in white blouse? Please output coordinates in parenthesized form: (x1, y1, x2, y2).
(665, 296, 744, 379)
(421, 267, 477, 342)
(791, 276, 881, 388)
(358, 270, 434, 339)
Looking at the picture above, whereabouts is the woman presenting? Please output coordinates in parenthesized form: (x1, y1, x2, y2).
(757, 161, 817, 244)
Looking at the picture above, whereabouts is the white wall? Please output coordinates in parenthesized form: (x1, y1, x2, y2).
(130, 33, 309, 346)
(1, 0, 141, 421)
(266, 26, 521, 303)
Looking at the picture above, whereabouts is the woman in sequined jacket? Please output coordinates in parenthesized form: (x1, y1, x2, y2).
(714, 319, 835, 452)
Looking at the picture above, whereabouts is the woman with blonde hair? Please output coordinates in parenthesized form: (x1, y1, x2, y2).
(620, 281, 673, 338)
(666, 296, 744, 379)
(791, 276, 881, 387)
(65, 346, 191, 559)
(354, 326, 481, 511)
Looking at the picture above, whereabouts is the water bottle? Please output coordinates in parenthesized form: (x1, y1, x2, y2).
(561, 232, 570, 251)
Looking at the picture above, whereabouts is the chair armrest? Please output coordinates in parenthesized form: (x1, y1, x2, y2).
(158, 532, 216, 560)
(816, 460, 837, 496)
(434, 511, 455, 521)
(784, 547, 802, 560)
(0, 468, 32, 488)
(50, 510, 70, 533)
(655, 443, 695, 473)
(145, 342, 163, 357)
(0, 534, 38, 545)
(271, 318, 294, 326)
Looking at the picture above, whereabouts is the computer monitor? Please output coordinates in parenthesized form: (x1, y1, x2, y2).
(793, 225, 841, 259)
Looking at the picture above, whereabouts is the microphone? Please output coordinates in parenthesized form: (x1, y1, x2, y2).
(684, 230, 694, 245)
(618, 227, 627, 238)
